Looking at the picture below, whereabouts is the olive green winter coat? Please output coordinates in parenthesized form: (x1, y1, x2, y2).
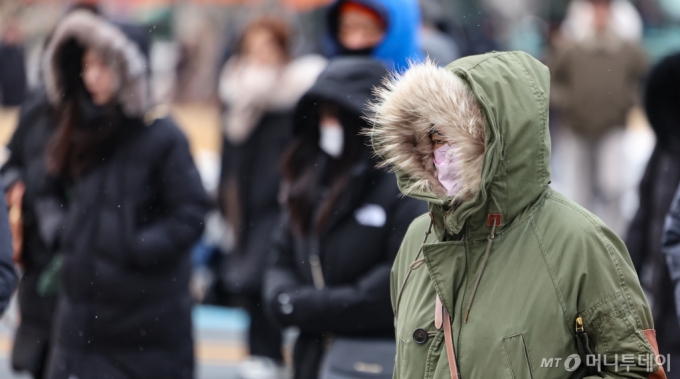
(370, 52, 665, 379)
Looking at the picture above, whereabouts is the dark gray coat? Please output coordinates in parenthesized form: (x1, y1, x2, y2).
(630, 52, 680, 373)
(263, 58, 427, 379)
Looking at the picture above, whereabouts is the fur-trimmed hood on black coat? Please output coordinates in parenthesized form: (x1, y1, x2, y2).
(43, 10, 152, 117)
(14, 12, 211, 378)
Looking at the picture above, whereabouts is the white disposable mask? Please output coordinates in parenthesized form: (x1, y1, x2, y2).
(433, 143, 462, 197)
(319, 123, 344, 158)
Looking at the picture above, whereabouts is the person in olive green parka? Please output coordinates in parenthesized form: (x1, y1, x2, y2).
(369, 52, 666, 379)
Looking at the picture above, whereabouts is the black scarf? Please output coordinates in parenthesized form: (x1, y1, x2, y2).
(337, 45, 375, 57)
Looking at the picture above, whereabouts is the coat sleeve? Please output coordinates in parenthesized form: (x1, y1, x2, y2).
(264, 197, 426, 335)
(126, 126, 210, 267)
(1, 91, 46, 190)
(564, 223, 665, 378)
(663, 183, 680, 330)
(262, 212, 302, 324)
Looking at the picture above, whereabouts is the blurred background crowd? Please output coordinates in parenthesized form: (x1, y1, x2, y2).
(1, 0, 680, 378)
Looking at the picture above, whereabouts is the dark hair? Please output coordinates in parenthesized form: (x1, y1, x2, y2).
(281, 101, 370, 236)
(46, 39, 130, 179)
(236, 16, 293, 60)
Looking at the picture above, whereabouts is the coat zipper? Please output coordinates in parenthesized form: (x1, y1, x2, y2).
(575, 316, 591, 354)
(575, 316, 602, 376)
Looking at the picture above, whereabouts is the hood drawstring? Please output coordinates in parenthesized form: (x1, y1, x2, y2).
(395, 214, 434, 319)
(464, 214, 501, 322)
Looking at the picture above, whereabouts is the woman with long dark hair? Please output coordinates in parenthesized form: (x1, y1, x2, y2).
(2, 7, 104, 378)
(263, 57, 426, 379)
(28, 11, 209, 379)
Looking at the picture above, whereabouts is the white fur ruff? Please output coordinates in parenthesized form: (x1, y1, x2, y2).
(369, 59, 486, 199)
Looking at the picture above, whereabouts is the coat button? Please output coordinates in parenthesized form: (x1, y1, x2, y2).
(413, 328, 428, 344)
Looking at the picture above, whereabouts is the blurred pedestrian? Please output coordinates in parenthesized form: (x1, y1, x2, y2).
(263, 57, 426, 379)
(2, 5, 107, 377)
(0, 20, 27, 107)
(325, 0, 422, 71)
(2, 89, 58, 379)
(369, 52, 663, 378)
(551, 0, 647, 234)
(638, 52, 680, 378)
(2, 5, 107, 378)
(217, 16, 325, 372)
(31, 11, 208, 379)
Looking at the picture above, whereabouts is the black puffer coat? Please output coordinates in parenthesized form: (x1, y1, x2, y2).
(263, 58, 427, 379)
(5, 98, 208, 379)
(34, 11, 209, 379)
(627, 52, 680, 375)
(49, 116, 207, 364)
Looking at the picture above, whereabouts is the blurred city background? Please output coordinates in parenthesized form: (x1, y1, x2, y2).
(1, 0, 680, 378)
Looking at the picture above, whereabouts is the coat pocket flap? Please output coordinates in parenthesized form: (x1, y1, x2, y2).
(502, 334, 533, 379)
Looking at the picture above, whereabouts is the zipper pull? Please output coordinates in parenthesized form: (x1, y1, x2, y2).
(575, 316, 584, 334)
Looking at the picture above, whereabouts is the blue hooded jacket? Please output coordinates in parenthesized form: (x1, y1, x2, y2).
(326, 0, 423, 71)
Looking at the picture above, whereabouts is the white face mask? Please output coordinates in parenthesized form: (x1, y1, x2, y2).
(319, 122, 344, 158)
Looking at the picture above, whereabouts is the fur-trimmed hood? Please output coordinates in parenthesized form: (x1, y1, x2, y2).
(43, 11, 151, 117)
(370, 52, 551, 238)
(370, 59, 485, 200)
